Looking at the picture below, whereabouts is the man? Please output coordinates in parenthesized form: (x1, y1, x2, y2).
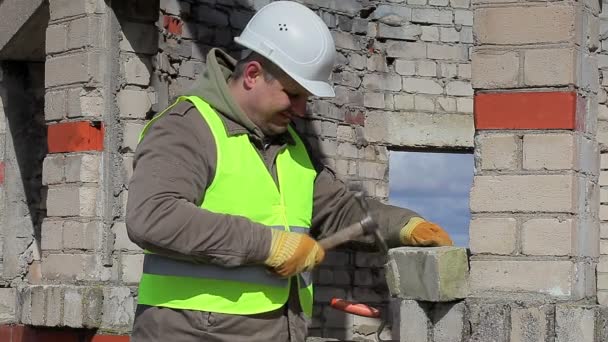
(126, 1, 453, 341)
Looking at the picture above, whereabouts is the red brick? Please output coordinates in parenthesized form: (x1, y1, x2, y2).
(0, 161, 5, 184)
(345, 111, 365, 126)
(474, 91, 577, 130)
(90, 335, 130, 342)
(47, 121, 104, 153)
(163, 15, 182, 35)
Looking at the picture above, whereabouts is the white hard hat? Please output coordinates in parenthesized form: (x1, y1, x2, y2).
(234, 1, 336, 97)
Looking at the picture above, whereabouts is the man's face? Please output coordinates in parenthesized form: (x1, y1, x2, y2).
(247, 66, 311, 136)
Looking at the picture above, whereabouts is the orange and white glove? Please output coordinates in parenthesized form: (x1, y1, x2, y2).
(400, 217, 453, 247)
(264, 230, 325, 278)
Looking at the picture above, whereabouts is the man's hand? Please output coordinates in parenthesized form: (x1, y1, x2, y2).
(264, 230, 325, 278)
(400, 217, 453, 247)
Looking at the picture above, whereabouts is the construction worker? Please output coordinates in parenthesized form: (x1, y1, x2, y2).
(126, 1, 453, 341)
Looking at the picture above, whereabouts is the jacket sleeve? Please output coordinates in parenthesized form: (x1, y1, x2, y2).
(126, 102, 271, 267)
(310, 164, 422, 249)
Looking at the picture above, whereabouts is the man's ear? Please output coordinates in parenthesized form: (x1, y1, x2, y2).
(243, 61, 263, 90)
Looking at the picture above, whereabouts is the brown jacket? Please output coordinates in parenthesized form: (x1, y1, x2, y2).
(126, 48, 421, 342)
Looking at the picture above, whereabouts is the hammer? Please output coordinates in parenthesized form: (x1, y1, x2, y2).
(318, 192, 388, 254)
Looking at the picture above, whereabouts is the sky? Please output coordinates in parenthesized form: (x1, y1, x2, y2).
(388, 151, 474, 247)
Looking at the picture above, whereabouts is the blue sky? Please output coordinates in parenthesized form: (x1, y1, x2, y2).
(388, 151, 474, 247)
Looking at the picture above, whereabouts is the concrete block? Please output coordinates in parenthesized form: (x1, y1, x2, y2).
(477, 134, 518, 170)
(470, 260, 576, 298)
(121, 254, 144, 284)
(42, 254, 97, 282)
(470, 175, 575, 213)
(46, 24, 67, 54)
(44, 90, 66, 121)
(46, 52, 103, 87)
(402, 78, 443, 94)
(523, 133, 575, 170)
(46, 186, 99, 217)
(524, 48, 576, 86)
(510, 305, 554, 342)
(42, 155, 65, 185)
(433, 301, 467, 342)
(475, 6, 576, 45)
(65, 154, 100, 183)
(41, 219, 63, 250)
(385, 247, 468, 301)
(392, 300, 430, 342)
(472, 51, 519, 89)
(63, 221, 98, 250)
(555, 305, 596, 342)
(468, 301, 510, 342)
(101, 287, 135, 330)
(522, 218, 573, 256)
(119, 22, 157, 54)
(68, 16, 103, 50)
(112, 222, 141, 251)
(124, 55, 152, 86)
(469, 217, 517, 255)
(0, 288, 17, 323)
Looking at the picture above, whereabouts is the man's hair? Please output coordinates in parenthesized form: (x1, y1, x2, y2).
(231, 51, 277, 82)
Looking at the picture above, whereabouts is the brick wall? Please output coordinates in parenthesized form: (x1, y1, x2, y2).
(598, 5, 608, 306)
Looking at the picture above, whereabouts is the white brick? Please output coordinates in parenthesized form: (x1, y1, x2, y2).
(362, 74, 402, 91)
(68, 16, 103, 50)
(123, 122, 146, 152)
(522, 218, 573, 256)
(387, 42, 427, 59)
(67, 88, 103, 118)
(46, 186, 99, 217)
(121, 254, 144, 283)
(46, 24, 68, 54)
(428, 44, 468, 61)
(470, 175, 575, 213)
(41, 220, 63, 250)
(421, 26, 439, 41)
(112, 222, 142, 251)
(477, 134, 518, 170)
(118, 89, 152, 119)
(124, 56, 151, 86)
(437, 97, 457, 112)
(412, 9, 453, 25)
(440, 27, 460, 42)
(49, 0, 105, 20)
(43, 155, 65, 185)
(446, 81, 473, 96)
(46, 53, 103, 87)
(454, 10, 473, 26)
(472, 51, 520, 89)
(0, 288, 16, 323)
(364, 93, 385, 109)
(63, 221, 98, 250)
(65, 154, 100, 183)
(417, 61, 437, 77)
(45, 90, 67, 121)
(402, 78, 443, 94)
(469, 217, 516, 254)
(456, 98, 473, 113)
(414, 95, 435, 111)
(523, 134, 575, 170)
(395, 60, 416, 76)
(42, 254, 97, 281)
(394, 94, 415, 110)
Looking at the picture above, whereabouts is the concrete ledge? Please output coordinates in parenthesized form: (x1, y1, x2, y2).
(385, 247, 469, 301)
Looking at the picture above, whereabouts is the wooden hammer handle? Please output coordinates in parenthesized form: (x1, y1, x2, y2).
(318, 221, 364, 250)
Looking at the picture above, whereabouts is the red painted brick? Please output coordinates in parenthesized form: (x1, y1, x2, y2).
(0, 162, 5, 185)
(345, 111, 365, 126)
(163, 15, 183, 35)
(474, 91, 577, 130)
(47, 121, 104, 153)
(90, 335, 130, 342)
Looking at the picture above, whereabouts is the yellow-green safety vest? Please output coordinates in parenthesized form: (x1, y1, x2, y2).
(136, 96, 317, 316)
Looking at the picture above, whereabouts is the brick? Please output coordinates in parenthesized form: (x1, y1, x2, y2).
(395, 60, 416, 76)
(440, 27, 460, 42)
(124, 56, 151, 86)
(46, 52, 103, 87)
(63, 221, 98, 250)
(385, 247, 468, 301)
(470, 260, 576, 298)
(441, 63, 458, 78)
(101, 287, 135, 330)
(118, 89, 152, 119)
(67, 88, 103, 118)
(49, 0, 104, 20)
(63, 287, 83, 327)
(524, 48, 576, 86)
(68, 16, 103, 50)
(414, 95, 435, 111)
(377, 24, 421, 40)
(475, 6, 576, 45)
(332, 31, 361, 50)
(45, 90, 67, 121)
(433, 302, 466, 342)
(65, 154, 100, 183)
(522, 218, 573, 256)
(437, 97, 456, 112)
(472, 51, 519, 89)
(42, 155, 65, 185)
(0, 288, 16, 324)
(362, 73, 402, 91)
(112, 222, 141, 251)
(477, 134, 518, 170)
(121, 254, 144, 283)
(469, 217, 516, 255)
(46, 286, 63, 326)
(474, 92, 577, 130)
(600, 291, 608, 306)
(30, 286, 45, 325)
(411, 9, 453, 25)
(523, 134, 575, 170)
(48, 121, 104, 153)
(394, 94, 415, 110)
(363, 93, 385, 109)
(417, 61, 437, 77)
(470, 175, 575, 213)
(393, 300, 430, 341)
(122, 122, 145, 153)
(510, 305, 554, 342)
(468, 302, 509, 342)
(427, 44, 468, 61)
(41, 219, 63, 250)
(46, 24, 68, 54)
(402, 78, 443, 94)
(46, 186, 99, 217)
(42, 254, 96, 281)
(446, 81, 473, 96)
(386, 42, 426, 59)
(454, 10, 473, 26)
(555, 305, 596, 342)
(457, 98, 473, 113)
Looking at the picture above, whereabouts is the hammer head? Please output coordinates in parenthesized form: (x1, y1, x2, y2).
(355, 193, 388, 255)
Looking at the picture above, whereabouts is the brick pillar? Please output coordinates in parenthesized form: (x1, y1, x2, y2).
(470, 0, 600, 304)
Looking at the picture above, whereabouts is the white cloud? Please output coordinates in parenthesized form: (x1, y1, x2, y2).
(388, 151, 474, 247)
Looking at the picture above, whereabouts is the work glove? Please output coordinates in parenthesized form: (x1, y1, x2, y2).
(400, 217, 453, 247)
(264, 230, 325, 278)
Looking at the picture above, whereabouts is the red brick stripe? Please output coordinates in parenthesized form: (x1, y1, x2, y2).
(47, 121, 104, 153)
(474, 91, 577, 130)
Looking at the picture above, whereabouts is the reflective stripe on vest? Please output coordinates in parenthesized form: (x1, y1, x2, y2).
(137, 96, 317, 316)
